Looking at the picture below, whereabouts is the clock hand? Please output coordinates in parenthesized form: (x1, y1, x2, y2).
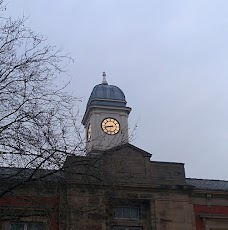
(105, 125, 114, 128)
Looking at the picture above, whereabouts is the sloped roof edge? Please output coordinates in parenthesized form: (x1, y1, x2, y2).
(87, 143, 152, 158)
(186, 178, 228, 191)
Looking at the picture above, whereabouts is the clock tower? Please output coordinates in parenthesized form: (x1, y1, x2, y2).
(82, 73, 131, 154)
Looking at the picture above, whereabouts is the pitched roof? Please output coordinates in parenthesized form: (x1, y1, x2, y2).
(186, 178, 228, 191)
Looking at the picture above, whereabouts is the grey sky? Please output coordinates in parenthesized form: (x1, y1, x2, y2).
(6, 0, 228, 179)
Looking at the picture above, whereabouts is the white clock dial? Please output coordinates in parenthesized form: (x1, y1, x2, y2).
(101, 118, 120, 135)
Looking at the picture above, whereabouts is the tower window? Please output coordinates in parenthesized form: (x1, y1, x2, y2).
(114, 207, 139, 219)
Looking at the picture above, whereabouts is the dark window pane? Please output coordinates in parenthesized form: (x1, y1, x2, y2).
(11, 223, 24, 230)
(131, 207, 139, 219)
(123, 207, 130, 218)
(114, 207, 122, 218)
(28, 223, 43, 230)
(11, 223, 43, 230)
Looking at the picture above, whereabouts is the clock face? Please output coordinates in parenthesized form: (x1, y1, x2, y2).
(87, 123, 91, 141)
(101, 118, 120, 135)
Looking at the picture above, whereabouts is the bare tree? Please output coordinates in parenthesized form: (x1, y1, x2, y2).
(0, 0, 85, 197)
(0, 4, 137, 229)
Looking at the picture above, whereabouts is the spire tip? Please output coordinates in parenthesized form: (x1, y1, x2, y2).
(102, 72, 108, 85)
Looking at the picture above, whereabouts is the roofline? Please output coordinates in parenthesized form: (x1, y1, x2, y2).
(87, 98, 127, 107)
(86, 143, 152, 157)
(186, 178, 228, 182)
(150, 160, 184, 165)
(186, 178, 228, 192)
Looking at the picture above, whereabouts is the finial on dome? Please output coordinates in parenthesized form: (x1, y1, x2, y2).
(102, 72, 108, 85)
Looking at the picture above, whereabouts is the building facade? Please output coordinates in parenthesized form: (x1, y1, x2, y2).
(1, 74, 228, 230)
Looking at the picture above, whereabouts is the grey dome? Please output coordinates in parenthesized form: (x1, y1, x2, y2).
(87, 83, 127, 108)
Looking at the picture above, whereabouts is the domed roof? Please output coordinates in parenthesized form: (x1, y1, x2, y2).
(87, 73, 127, 108)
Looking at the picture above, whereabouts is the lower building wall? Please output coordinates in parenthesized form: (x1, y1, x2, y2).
(0, 195, 59, 230)
(155, 200, 195, 230)
(63, 184, 197, 230)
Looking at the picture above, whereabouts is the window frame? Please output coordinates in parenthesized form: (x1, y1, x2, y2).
(10, 222, 44, 230)
(114, 206, 140, 220)
(113, 227, 142, 230)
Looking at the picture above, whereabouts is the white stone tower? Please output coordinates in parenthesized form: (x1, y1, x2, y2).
(82, 73, 131, 154)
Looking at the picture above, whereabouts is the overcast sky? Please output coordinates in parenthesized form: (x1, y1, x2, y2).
(6, 0, 228, 180)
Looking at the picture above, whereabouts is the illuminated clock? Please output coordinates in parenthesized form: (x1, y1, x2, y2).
(87, 123, 91, 141)
(101, 118, 120, 135)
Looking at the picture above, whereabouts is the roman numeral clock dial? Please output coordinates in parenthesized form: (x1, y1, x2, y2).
(101, 118, 120, 135)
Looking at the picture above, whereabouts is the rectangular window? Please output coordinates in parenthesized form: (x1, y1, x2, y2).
(114, 207, 139, 219)
(11, 223, 43, 230)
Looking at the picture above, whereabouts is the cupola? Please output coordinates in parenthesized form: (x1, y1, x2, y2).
(82, 72, 131, 154)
